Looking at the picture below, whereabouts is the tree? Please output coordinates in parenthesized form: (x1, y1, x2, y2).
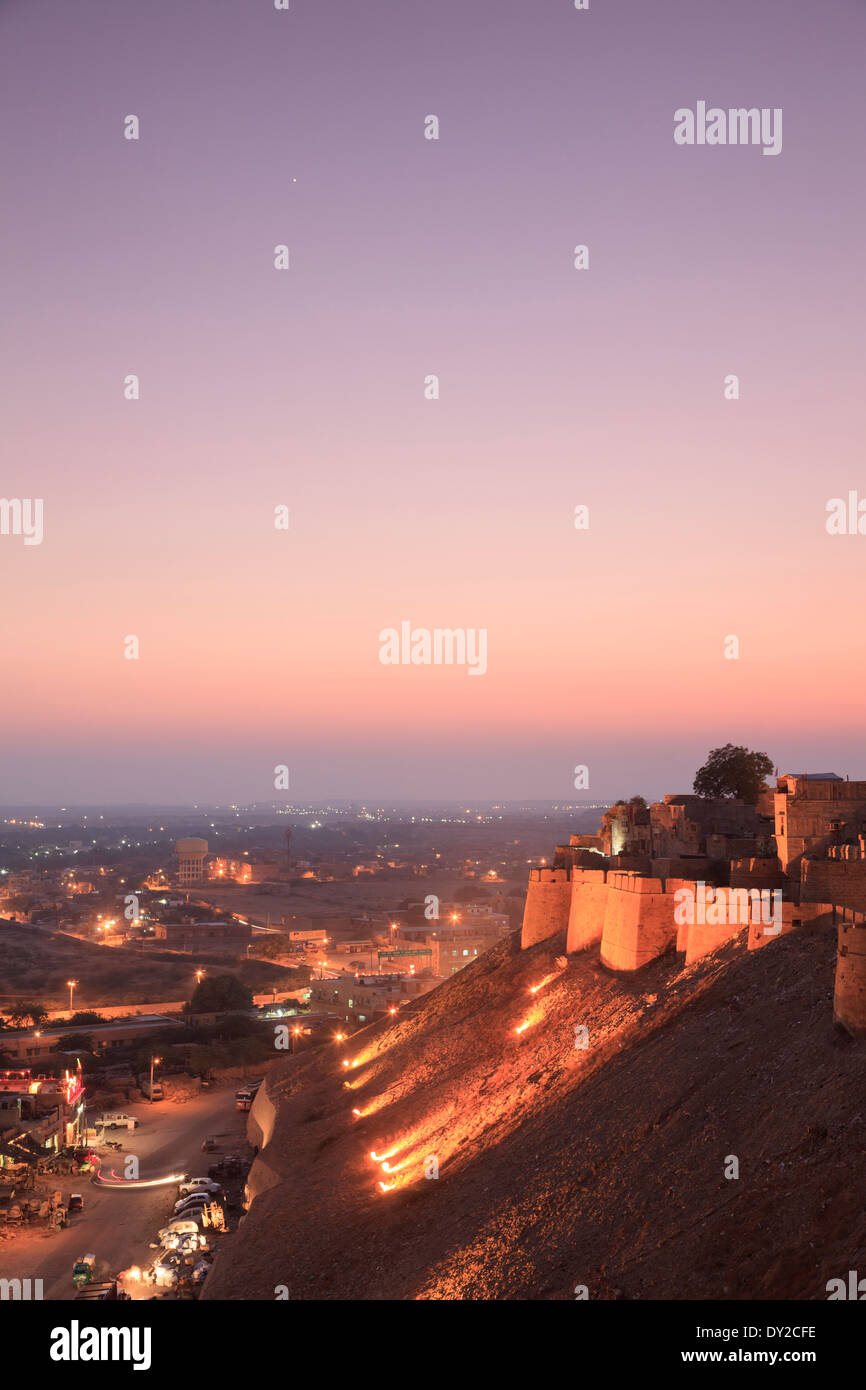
(456, 884, 489, 901)
(52, 1032, 94, 1054)
(6, 1001, 48, 1028)
(69, 1011, 106, 1025)
(250, 934, 293, 960)
(693, 744, 773, 804)
(188, 974, 254, 1015)
(213, 1012, 260, 1041)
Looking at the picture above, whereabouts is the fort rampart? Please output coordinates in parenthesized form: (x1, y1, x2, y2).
(833, 909, 866, 1037)
(526, 865, 800, 971)
(523, 855, 866, 1037)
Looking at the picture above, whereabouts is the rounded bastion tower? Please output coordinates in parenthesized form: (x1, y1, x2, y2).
(834, 915, 866, 1037)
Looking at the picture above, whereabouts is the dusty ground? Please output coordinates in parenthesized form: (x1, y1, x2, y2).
(0, 919, 297, 1009)
(202, 920, 866, 1301)
(0, 1086, 247, 1300)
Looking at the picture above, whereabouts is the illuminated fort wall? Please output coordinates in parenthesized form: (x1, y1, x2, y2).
(523, 867, 799, 971)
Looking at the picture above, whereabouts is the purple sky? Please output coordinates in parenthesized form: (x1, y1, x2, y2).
(1, 0, 864, 803)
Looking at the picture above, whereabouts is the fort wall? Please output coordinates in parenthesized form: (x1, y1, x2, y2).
(565, 868, 608, 952)
(521, 862, 804, 974)
(730, 857, 787, 890)
(833, 911, 866, 1037)
(599, 874, 676, 972)
(520, 867, 572, 949)
(801, 857, 866, 914)
(520, 788, 866, 1036)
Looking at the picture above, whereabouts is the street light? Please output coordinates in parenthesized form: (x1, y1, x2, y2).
(149, 1055, 161, 1104)
(67, 980, 77, 1014)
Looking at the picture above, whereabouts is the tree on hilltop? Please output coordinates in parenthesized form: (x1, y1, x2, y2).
(6, 1000, 48, 1028)
(693, 745, 773, 805)
(189, 973, 253, 1015)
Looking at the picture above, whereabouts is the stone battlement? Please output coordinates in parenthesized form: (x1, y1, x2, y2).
(521, 851, 866, 1037)
(525, 862, 777, 967)
(834, 911, 866, 1037)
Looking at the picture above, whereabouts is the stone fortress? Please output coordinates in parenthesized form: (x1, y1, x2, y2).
(521, 773, 866, 1037)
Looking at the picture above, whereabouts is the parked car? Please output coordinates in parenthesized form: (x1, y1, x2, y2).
(235, 1079, 262, 1111)
(155, 1219, 201, 1243)
(66, 1147, 99, 1165)
(208, 1156, 245, 1181)
(177, 1176, 222, 1198)
(98, 1112, 139, 1130)
(72, 1254, 96, 1288)
(151, 1257, 181, 1288)
(173, 1195, 209, 1215)
(173, 1193, 221, 1217)
(160, 1231, 210, 1254)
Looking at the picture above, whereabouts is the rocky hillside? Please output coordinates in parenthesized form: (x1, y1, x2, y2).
(203, 919, 865, 1300)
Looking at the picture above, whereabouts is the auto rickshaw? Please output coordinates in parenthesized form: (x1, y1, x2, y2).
(68, 1193, 85, 1214)
(72, 1254, 96, 1287)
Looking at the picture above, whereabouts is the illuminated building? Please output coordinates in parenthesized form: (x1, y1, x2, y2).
(175, 837, 208, 884)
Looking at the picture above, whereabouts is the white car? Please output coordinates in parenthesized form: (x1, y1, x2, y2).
(173, 1192, 218, 1216)
(177, 1177, 222, 1198)
(161, 1231, 209, 1254)
(156, 1219, 200, 1243)
(151, 1256, 182, 1288)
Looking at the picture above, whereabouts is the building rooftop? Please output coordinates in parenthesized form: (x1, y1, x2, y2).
(5, 1015, 175, 1044)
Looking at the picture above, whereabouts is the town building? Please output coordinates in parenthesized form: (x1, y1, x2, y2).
(424, 926, 505, 976)
(0, 1067, 85, 1166)
(175, 837, 208, 885)
(308, 972, 441, 1026)
(0, 1016, 175, 1065)
(774, 774, 866, 873)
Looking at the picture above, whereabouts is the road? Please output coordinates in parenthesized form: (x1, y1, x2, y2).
(0, 1086, 248, 1300)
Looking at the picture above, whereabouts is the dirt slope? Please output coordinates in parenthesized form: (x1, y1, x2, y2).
(0, 918, 294, 1007)
(202, 921, 865, 1300)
